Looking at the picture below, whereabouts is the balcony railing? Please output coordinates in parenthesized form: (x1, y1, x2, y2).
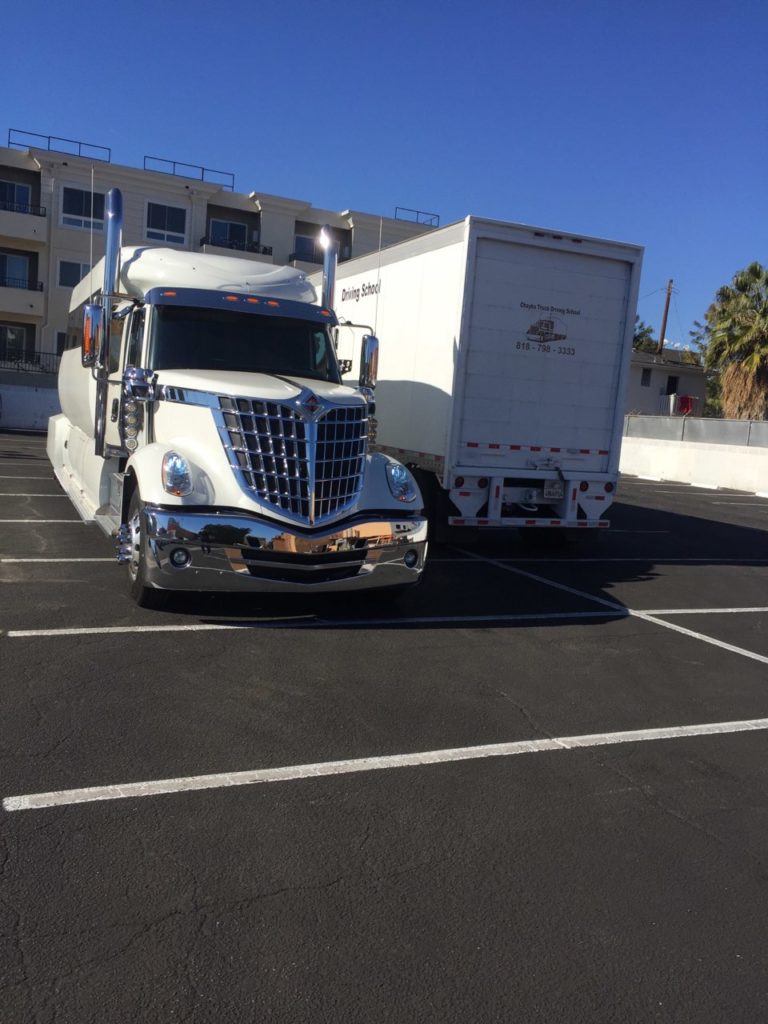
(0, 352, 60, 374)
(199, 235, 272, 255)
(289, 249, 351, 265)
(8, 129, 110, 163)
(0, 199, 46, 217)
(394, 206, 440, 227)
(0, 277, 43, 291)
(146, 157, 235, 191)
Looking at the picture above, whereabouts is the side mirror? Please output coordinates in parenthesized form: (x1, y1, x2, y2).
(82, 304, 104, 368)
(359, 334, 379, 389)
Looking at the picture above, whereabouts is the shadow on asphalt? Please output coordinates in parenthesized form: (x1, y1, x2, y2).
(148, 499, 768, 629)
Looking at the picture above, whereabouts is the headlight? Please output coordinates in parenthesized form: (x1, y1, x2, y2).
(386, 461, 417, 503)
(162, 451, 193, 496)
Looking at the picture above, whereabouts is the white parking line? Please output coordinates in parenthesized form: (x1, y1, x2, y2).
(0, 519, 84, 523)
(1, 557, 113, 563)
(5, 610, 627, 638)
(0, 493, 67, 497)
(632, 613, 768, 666)
(459, 548, 768, 667)
(641, 607, 768, 615)
(0, 476, 52, 480)
(497, 557, 768, 564)
(6, 716, 768, 812)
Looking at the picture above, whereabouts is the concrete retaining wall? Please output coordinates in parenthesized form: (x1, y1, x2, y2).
(620, 436, 768, 494)
(0, 384, 61, 432)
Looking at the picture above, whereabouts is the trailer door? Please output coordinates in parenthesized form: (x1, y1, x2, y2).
(454, 235, 633, 473)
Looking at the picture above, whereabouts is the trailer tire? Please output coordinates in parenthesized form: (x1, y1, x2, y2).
(126, 490, 167, 610)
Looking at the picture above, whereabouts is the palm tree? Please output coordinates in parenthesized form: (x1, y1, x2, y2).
(703, 262, 768, 419)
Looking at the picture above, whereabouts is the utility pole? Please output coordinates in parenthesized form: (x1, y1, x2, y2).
(657, 279, 673, 354)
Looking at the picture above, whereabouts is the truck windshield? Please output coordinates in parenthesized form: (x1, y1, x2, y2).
(148, 305, 341, 383)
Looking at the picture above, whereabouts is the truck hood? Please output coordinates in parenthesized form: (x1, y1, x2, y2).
(155, 368, 361, 404)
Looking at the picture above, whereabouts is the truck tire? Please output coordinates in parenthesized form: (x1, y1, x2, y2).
(126, 489, 167, 609)
(411, 468, 453, 544)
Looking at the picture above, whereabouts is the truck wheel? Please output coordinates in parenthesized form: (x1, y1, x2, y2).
(126, 490, 166, 609)
(412, 468, 453, 544)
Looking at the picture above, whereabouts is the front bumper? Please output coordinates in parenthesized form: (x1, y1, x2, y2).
(130, 506, 428, 593)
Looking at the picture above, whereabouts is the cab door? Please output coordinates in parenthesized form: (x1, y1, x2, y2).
(103, 307, 144, 454)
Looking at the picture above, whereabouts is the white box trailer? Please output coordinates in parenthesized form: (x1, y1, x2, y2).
(314, 217, 643, 533)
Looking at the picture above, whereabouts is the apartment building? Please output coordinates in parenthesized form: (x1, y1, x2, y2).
(0, 133, 435, 384)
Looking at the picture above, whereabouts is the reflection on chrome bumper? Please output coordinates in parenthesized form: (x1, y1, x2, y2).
(133, 506, 428, 593)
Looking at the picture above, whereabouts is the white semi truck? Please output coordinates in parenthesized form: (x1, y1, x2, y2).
(317, 217, 643, 536)
(47, 189, 427, 606)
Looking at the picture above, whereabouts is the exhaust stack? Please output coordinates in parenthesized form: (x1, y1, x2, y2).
(319, 225, 338, 310)
(92, 188, 123, 458)
(103, 188, 123, 308)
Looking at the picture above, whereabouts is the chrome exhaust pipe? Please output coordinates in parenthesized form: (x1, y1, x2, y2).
(93, 188, 123, 458)
(320, 225, 338, 309)
(103, 188, 123, 307)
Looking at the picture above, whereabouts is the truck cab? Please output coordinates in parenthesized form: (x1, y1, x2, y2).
(47, 190, 427, 606)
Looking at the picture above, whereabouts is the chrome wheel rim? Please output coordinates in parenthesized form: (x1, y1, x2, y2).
(127, 508, 142, 583)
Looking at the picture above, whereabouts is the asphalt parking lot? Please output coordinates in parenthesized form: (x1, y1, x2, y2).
(2, 431, 768, 1023)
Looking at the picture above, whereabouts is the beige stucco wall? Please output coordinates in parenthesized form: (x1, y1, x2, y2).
(620, 435, 768, 494)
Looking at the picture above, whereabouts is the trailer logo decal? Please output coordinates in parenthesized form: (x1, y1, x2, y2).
(520, 302, 581, 316)
(517, 301, 581, 356)
(526, 317, 567, 344)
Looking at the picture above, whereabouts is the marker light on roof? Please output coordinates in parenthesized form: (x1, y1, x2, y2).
(246, 298, 259, 304)
(267, 300, 280, 307)
(224, 295, 239, 302)
(162, 290, 177, 297)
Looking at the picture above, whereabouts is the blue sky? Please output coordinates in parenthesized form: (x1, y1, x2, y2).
(3, 0, 765, 347)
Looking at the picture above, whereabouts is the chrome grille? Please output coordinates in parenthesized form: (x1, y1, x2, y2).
(316, 406, 368, 521)
(218, 396, 368, 524)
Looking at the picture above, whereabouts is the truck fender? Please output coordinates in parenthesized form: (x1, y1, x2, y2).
(359, 451, 425, 514)
(120, 440, 217, 520)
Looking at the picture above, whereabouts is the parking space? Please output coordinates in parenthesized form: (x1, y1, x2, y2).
(3, 432, 768, 1022)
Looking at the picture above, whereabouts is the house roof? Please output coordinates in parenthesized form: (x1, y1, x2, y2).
(631, 349, 705, 373)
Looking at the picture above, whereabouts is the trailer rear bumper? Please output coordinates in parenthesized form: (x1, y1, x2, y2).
(448, 516, 610, 528)
(130, 506, 428, 593)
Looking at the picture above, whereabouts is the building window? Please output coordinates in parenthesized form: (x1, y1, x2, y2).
(209, 219, 248, 248)
(292, 234, 317, 261)
(0, 322, 34, 363)
(58, 260, 91, 288)
(0, 179, 32, 212)
(665, 375, 679, 396)
(146, 203, 186, 244)
(640, 368, 651, 387)
(62, 187, 105, 230)
(56, 331, 69, 355)
(0, 252, 30, 289)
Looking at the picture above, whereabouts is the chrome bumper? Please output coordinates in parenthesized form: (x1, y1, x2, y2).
(126, 506, 428, 593)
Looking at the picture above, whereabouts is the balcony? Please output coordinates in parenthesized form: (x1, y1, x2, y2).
(0, 278, 45, 317)
(199, 236, 273, 264)
(289, 250, 324, 266)
(0, 201, 47, 245)
(289, 248, 351, 273)
(0, 351, 60, 376)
